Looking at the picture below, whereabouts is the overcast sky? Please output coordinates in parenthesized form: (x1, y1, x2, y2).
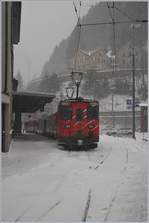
(14, 0, 101, 85)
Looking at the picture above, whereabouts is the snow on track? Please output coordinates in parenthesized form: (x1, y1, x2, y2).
(2, 134, 148, 221)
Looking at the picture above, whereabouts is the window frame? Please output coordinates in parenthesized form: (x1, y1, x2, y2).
(76, 108, 84, 121)
(59, 106, 72, 120)
(87, 106, 99, 120)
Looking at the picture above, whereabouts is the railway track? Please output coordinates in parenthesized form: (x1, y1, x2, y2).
(6, 139, 114, 222)
(86, 144, 113, 169)
(82, 189, 92, 221)
(37, 200, 62, 221)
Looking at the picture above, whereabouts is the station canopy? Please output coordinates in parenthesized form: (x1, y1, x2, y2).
(13, 91, 55, 113)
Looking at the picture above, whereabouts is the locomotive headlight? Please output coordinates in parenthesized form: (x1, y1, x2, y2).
(64, 124, 71, 128)
(88, 124, 95, 129)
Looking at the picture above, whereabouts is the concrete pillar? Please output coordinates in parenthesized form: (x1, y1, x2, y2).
(2, 104, 12, 152)
(1, 2, 13, 153)
(14, 110, 22, 133)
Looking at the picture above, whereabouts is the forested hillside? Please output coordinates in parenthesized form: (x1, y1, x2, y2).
(26, 1, 147, 99)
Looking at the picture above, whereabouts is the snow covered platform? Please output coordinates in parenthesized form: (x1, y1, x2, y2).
(1, 133, 148, 221)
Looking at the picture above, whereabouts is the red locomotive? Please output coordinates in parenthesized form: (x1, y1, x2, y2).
(57, 98, 99, 149)
(24, 98, 100, 149)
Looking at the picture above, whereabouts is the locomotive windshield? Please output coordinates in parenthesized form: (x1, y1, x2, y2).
(76, 109, 83, 121)
(60, 106, 72, 120)
(88, 106, 99, 119)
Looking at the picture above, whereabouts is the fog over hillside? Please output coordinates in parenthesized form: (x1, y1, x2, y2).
(39, 1, 147, 76)
(27, 1, 147, 101)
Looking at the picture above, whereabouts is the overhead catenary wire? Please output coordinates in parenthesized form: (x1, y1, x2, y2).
(81, 3, 106, 8)
(73, 1, 80, 25)
(114, 5, 134, 21)
(113, 4, 135, 72)
(74, 23, 81, 69)
(107, 2, 114, 22)
(73, 1, 82, 70)
(27, 3, 147, 86)
(79, 1, 147, 26)
(79, 19, 147, 27)
(113, 5, 147, 33)
(78, 0, 82, 23)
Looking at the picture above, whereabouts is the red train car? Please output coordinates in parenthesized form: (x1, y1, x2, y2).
(37, 114, 57, 138)
(57, 98, 99, 149)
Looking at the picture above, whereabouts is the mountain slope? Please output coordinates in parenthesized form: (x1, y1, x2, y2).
(27, 1, 147, 96)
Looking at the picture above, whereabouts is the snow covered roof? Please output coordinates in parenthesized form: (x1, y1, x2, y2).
(79, 48, 104, 56)
(139, 103, 148, 107)
(13, 91, 55, 113)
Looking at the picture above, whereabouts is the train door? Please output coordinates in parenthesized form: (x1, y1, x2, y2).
(57, 104, 72, 138)
(63, 106, 72, 137)
(87, 102, 99, 139)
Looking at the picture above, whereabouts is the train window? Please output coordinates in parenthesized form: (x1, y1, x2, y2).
(76, 109, 83, 121)
(88, 106, 99, 119)
(60, 106, 72, 120)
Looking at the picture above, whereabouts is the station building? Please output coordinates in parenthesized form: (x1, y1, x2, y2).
(2, 2, 21, 152)
(1, 2, 55, 153)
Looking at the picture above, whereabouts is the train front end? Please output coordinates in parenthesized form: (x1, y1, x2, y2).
(57, 99, 99, 149)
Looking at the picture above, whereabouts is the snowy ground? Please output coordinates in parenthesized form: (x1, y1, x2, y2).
(1, 133, 148, 222)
